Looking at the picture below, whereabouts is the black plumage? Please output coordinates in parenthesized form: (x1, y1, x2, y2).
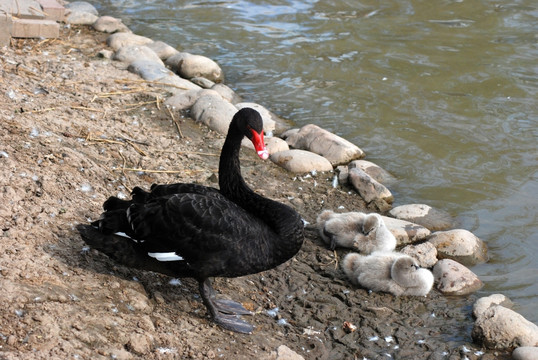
(77, 108, 304, 333)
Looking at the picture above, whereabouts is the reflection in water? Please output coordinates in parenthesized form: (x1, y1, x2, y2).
(95, 0, 538, 324)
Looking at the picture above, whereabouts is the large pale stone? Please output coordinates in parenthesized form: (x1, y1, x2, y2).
(107, 32, 153, 51)
(433, 259, 483, 295)
(65, 11, 97, 25)
(113, 45, 163, 65)
(164, 89, 202, 111)
(281, 128, 299, 139)
(235, 102, 276, 135)
(154, 74, 202, 94)
(381, 216, 431, 246)
(348, 168, 393, 211)
(270, 150, 333, 173)
(166, 52, 224, 82)
(473, 294, 513, 318)
(127, 60, 173, 81)
(472, 305, 538, 349)
(191, 77, 215, 89)
(65, 2, 97, 24)
(285, 124, 364, 166)
(427, 229, 488, 266)
(265, 137, 289, 155)
(212, 83, 242, 103)
(93, 16, 130, 33)
(65, 1, 98, 15)
(389, 204, 455, 231)
(336, 165, 349, 186)
(190, 91, 237, 134)
(512, 347, 538, 360)
(145, 41, 178, 60)
(348, 160, 396, 185)
(401, 241, 438, 268)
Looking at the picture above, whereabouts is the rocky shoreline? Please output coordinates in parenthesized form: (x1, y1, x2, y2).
(0, 1, 536, 359)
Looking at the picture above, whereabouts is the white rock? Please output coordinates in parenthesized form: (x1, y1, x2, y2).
(164, 90, 202, 111)
(191, 77, 215, 89)
(275, 345, 305, 360)
(212, 84, 242, 103)
(280, 128, 299, 139)
(93, 16, 131, 33)
(285, 124, 364, 166)
(381, 216, 431, 246)
(473, 294, 513, 318)
(107, 33, 153, 51)
(154, 75, 202, 93)
(235, 102, 276, 135)
(145, 41, 179, 60)
(348, 168, 393, 211)
(348, 160, 396, 185)
(401, 242, 438, 268)
(65, 1, 98, 15)
(472, 305, 538, 349)
(166, 52, 224, 82)
(389, 204, 454, 231)
(427, 229, 488, 266)
(270, 150, 333, 173)
(190, 91, 237, 134)
(512, 347, 538, 360)
(113, 45, 163, 65)
(336, 165, 349, 185)
(66, 11, 98, 25)
(127, 60, 173, 81)
(265, 137, 289, 155)
(432, 259, 483, 295)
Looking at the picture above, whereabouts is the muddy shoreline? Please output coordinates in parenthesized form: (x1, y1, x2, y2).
(0, 26, 508, 359)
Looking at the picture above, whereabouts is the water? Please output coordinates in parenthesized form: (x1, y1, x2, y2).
(94, 0, 538, 324)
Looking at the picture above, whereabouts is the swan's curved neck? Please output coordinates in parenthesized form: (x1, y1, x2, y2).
(218, 129, 253, 202)
(218, 129, 303, 256)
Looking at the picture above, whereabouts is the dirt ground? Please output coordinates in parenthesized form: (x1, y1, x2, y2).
(0, 26, 508, 359)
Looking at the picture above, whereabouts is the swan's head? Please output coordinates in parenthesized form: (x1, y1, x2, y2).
(234, 108, 269, 160)
(362, 213, 382, 235)
(391, 256, 420, 285)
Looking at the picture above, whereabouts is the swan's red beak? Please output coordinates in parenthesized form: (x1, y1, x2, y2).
(250, 129, 269, 160)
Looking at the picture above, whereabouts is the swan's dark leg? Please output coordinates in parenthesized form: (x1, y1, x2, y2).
(205, 283, 252, 315)
(323, 228, 337, 250)
(199, 278, 254, 334)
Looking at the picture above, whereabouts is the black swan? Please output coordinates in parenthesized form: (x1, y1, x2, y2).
(77, 108, 304, 333)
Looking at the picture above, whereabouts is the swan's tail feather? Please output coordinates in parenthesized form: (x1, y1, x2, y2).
(102, 187, 152, 212)
(92, 209, 131, 235)
(77, 224, 147, 268)
(103, 196, 131, 211)
(77, 224, 190, 277)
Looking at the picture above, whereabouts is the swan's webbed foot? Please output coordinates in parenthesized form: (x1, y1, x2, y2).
(199, 279, 254, 334)
(214, 299, 253, 315)
(213, 313, 254, 334)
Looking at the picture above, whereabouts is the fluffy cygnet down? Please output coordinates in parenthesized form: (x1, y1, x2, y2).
(316, 210, 366, 250)
(316, 210, 396, 255)
(342, 251, 434, 296)
(360, 213, 397, 254)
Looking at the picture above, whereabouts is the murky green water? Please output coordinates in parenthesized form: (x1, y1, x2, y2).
(94, 0, 538, 324)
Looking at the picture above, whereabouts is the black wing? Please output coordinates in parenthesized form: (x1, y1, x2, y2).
(126, 192, 273, 278)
